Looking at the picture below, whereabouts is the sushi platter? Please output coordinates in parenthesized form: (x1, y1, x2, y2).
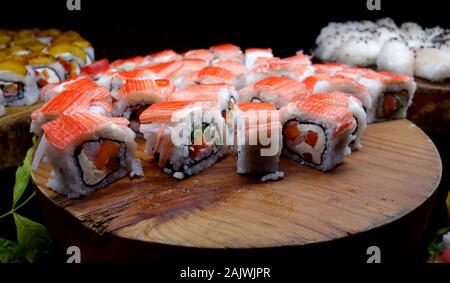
(21, 36, 443, 259)
(32, 119, 441, 258)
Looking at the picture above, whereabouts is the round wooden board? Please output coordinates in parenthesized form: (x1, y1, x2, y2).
(32, 119, 442, 250)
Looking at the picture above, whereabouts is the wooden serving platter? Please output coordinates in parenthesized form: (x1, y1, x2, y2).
(32, 120, 442, 250)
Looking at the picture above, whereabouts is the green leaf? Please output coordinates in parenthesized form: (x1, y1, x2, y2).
(13, 213, 53, 263)
(428, 226, 450, 256)
(12, 139, 36, 208)
(0, 237, 25, 263)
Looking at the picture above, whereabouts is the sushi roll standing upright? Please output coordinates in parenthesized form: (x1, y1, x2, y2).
(139, 101, 229, 179)
(33, 112, 143, 198)
(280, 96, 356, 171)
(234, 102, 283, 180)
(0, 58, 39, 106)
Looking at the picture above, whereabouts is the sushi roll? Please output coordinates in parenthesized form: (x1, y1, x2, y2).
(244, 48, 273, 70)
(0, 58, 39, 106)
(47, 43, 87, 78)
(234, 102, 283, 179)
(168, 59, 208, 88)
(111, 79, 175, 133)
(239, 76, 311, 109)
(143, 49, 182, 64)
(31, 77, 112, 135)
(183, 49, 215, 64)
(304, 92, 367, 150)
(210, 43, 244, 62)
(71, 38, 95, 65)
(169, 83, 238, 112)
(280, 96, 356, 171)
(304, 74, 372, 110)
(211, 58, 247, 87)
(139, 101, 229, 179)
(355, 70, 416, 122)
(33, 112, 143, 198)
(27, 54, 65, 88)
(182, 66, 242, 89)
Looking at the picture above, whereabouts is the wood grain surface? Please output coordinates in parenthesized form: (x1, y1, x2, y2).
(32, 119, 442, 249)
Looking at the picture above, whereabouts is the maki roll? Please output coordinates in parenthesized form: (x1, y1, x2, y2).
(33, 112, 143, 198)
(169, 83, 238, 112)
(304, 74, 372, 110)
(139, 101, 229, 179)
(47, 43, 87, 78)
(27, 54, 65, 88)
(304, 92, 367, 150)
(234, 102, 283, 180)
(210, 43, 244, 61)
(182, 66, 242, 89)
(280, 96, 356, 171)
(183, 49, 215, 64)
(0, 58, 39, 106)
(339, 69, 416, 122)
(239, 76, 311, 109)
(244, 48, 273, 70)
(31, 77, 112, 135)
(110, 79, 175, 133)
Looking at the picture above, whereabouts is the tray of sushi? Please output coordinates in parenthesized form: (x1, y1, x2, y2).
(30, 43, 420, 199)
(0, 28, 96, 117)
(314, 18, 450, 132)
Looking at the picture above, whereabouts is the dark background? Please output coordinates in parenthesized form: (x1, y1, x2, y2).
(1, 0, 450, 61)
(0, 0, 449, 263)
